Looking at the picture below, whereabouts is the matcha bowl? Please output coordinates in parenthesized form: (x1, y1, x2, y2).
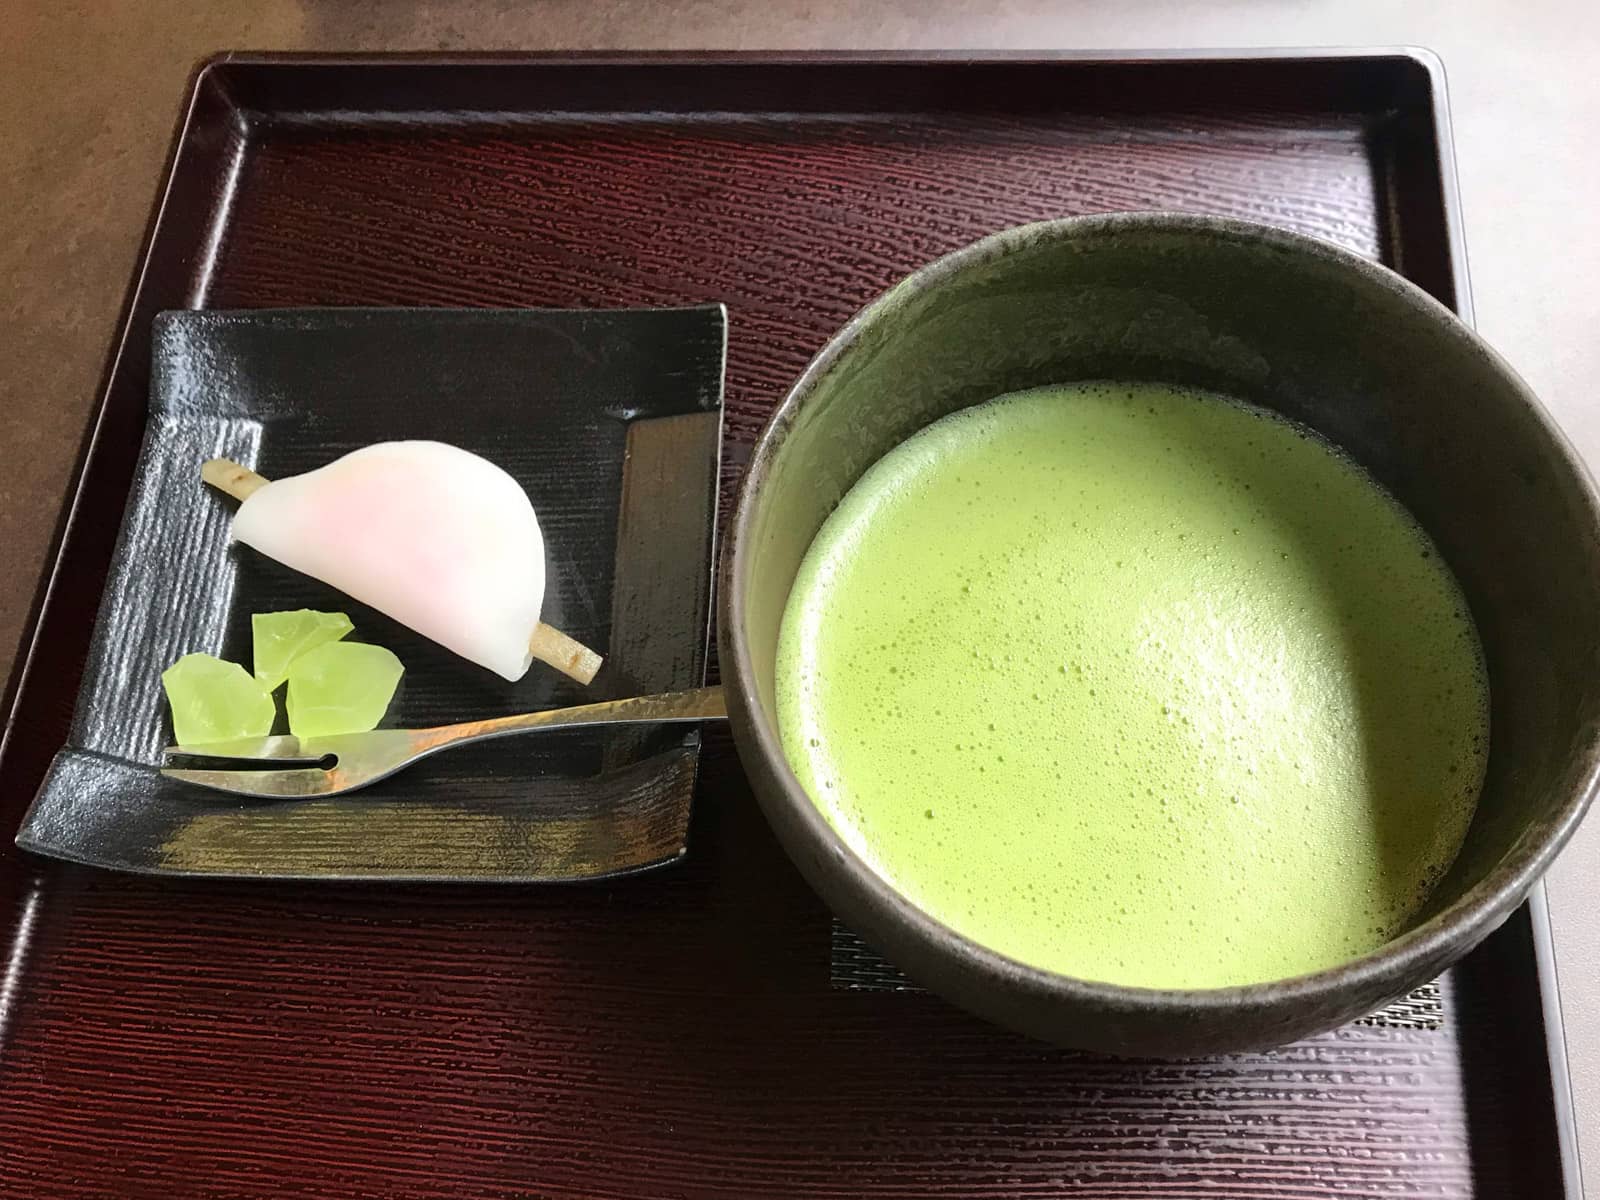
(719, 213, 1600, 1056)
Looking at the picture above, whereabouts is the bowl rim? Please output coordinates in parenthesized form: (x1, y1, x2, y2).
(721, 210, 1600, 1015)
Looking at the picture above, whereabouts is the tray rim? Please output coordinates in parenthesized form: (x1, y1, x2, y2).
(200, 44, 1451, 68)
(0, 47, 1577, 1198)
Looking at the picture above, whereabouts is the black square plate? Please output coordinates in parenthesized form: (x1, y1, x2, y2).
(16, 304, 727, 880)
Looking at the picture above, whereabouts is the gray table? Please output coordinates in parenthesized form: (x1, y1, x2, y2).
(5, 1, 1598, 1191)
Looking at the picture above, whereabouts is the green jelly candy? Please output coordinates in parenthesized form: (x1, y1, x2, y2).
(162, 653, 277, 746)
(252, 609, 354, 689)
(285, 642, 404, 738)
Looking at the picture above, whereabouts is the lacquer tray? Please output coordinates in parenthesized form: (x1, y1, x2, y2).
(0, 51, 1577, 1199)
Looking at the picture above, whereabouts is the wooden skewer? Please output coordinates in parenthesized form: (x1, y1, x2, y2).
(201, 458, 271, 500)
(202, 457, 604, 686)
(526, 623, 604, 686)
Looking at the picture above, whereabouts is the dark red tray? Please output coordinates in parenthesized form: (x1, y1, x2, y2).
(0, 50, 1580, 1198)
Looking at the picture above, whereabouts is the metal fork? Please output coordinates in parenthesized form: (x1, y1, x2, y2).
(160, 686, 728, 799)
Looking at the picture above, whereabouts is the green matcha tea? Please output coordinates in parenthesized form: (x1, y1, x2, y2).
(776, 383, 1488, 989)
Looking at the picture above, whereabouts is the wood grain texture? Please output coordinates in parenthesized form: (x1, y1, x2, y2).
(0, 57, 1565, 1198)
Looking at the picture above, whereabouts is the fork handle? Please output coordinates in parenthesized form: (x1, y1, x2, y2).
(409, 686, 728, 754)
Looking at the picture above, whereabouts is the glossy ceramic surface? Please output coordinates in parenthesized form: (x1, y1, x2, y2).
(19, 304, 726, 879)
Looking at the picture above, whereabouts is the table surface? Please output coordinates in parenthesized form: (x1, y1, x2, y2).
(5, 1, 1599, 1193)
